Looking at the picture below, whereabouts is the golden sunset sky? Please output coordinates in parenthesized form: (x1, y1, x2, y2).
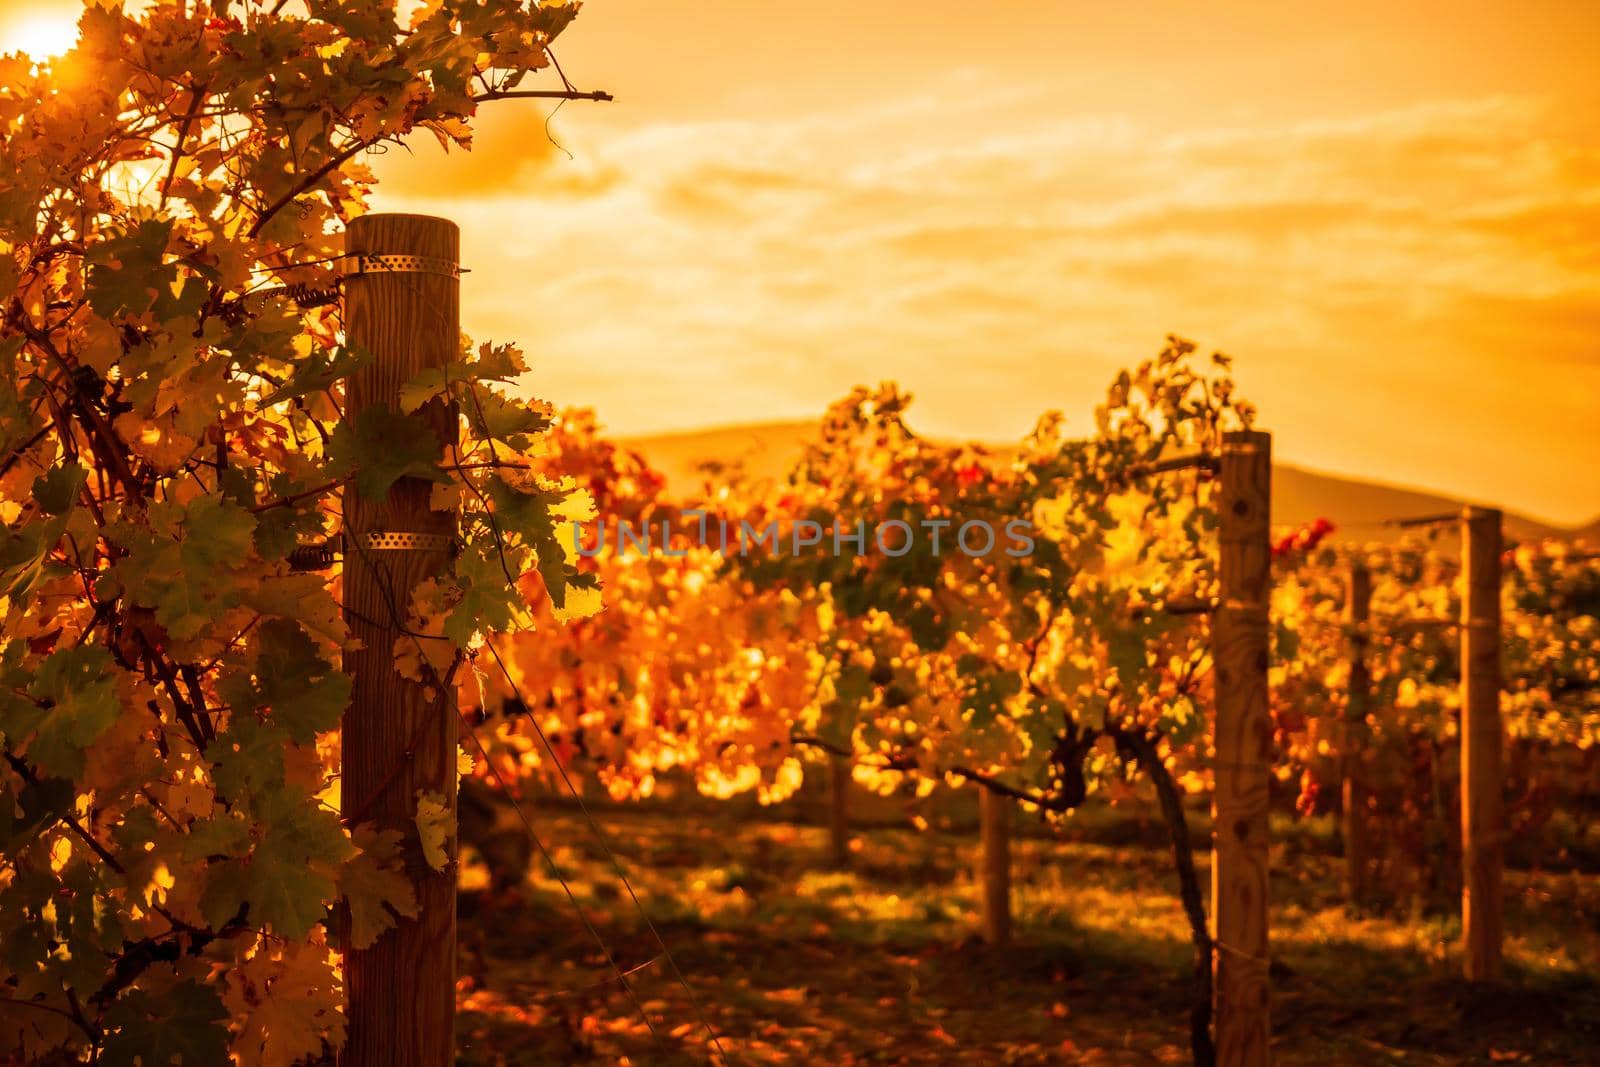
(4, 2, 1599, 524)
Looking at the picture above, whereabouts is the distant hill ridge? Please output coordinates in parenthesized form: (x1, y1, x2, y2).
(618, 420, 1597, 544)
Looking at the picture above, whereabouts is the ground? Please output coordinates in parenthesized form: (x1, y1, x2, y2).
(453, 784, 1600, 1066)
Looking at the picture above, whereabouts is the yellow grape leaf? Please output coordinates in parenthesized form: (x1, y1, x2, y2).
(394, 633, 456, 684)
(413, 790, 452, 872)
(553, 583, 603, 622)
(429, 481, 461, 513)
(244, 575, 347, 645)
(394, 578, 458, 682)
(112, 411, 199, 473)
(76, 315, 123, 374)
(339, 824, 420, 950)
(552, 486, 596, 523)
(225, 939, 346, 1067)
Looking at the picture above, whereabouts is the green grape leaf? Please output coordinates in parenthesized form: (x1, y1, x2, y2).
(9, 647, 120, 779)
(211, 718, 293, 807)
(0, 774, 74, 852)
(328, 405, 449, 500)
(440, 543, 529, 647)
(463, 386, 552, 444)
(101, 981, 230, 1067)
(260, 344, 371, 405)
(111, 496, 258, 642)
(85, 219, 176, 319)
(218, 619, 350, 744)
(247, 471, 333, 561)
(184, 811, 252, 864)
(30, 464, 87, 517)
(0, 512, 69, 605)
(231, 790, 349, 940)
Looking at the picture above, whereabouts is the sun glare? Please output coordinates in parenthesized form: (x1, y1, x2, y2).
(1, 9, 79, 58)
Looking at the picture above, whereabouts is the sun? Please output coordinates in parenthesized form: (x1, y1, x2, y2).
(0, 8, 79, 58)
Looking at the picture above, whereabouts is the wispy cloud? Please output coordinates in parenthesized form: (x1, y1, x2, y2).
(377, 81, 1600, 524)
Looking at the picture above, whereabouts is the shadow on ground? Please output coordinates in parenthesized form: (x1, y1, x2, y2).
(455, 801, 1600, 1066)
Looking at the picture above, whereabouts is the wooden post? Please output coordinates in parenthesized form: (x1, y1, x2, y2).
(1460, 507, 1503, 982)
(828, 754, 851, 868)
(341, 214, 460, 1067)
(1213, 429, 1272, 1066)
(1341, 563, 1371, 905)
(978, 786, 1011, 947)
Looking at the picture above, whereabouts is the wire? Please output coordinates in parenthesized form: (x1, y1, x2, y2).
(458, 715, 669, 1047)
(513, 953, 666, 1004)
(480, 580, 737, 1066)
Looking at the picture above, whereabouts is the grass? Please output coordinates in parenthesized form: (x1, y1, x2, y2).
(454, 786, 1600, 1065)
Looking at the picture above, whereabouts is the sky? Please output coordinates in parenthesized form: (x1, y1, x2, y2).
(3, 1, 1599, 525)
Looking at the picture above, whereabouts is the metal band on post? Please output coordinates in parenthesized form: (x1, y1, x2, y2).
(355, 531, 457, 553)
(336, 253, 466, 280)
(239, 254, 467, 314)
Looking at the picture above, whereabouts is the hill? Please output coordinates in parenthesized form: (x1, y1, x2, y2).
(620, 421, 1590, 544)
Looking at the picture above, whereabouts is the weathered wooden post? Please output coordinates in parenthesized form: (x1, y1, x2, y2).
(341, 214, 461, 1066)
(828, 754, 852, 868)
(1460, 506, 1503, 982)
(1342, 563, 1371, 905)
(1213, 429, 1272, 1066)
(978, 787, 1012, 946)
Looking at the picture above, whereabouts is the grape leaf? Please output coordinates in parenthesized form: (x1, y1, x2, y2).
(398, 341, 527, 414)
(85, 219, 176, 319)
(111, 496, 258, 642)
(242, 792, 349, 940)
(30, 464, 87, 517)
(101, 981, 230, 1067)
(9, 647, 120, 779)
(0, 774, 74, 852)
(211, 717, 293, 807)
(260, 344, 371, 405)
(218, 619, 350, 744)
(328, 405, 450, 500)
(463, 385, 552, 444)
(413, 790, 452, 872)
(227, 943, 346, 1067)
(340, 824, 420, 949)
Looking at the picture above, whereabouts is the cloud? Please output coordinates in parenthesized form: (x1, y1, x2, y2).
(372, 81, 1600, 524)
